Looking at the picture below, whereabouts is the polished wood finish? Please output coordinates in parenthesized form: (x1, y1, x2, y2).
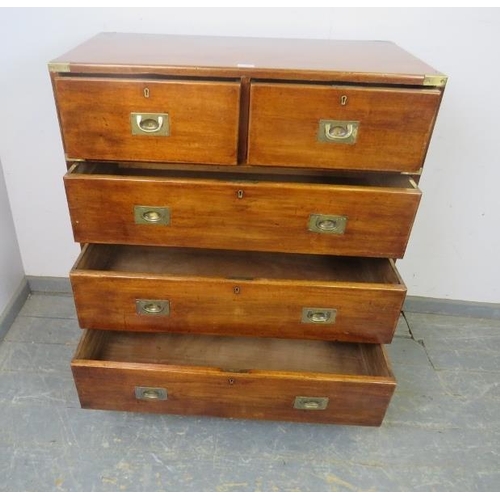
(50, 34, 446, 425)
(50, 33, 444, 86)
(54, 77, 240, 164)
(64, 163, 421, 258)
(248, 83, 441, 172)
(72, 329, 396, 426)
(70, 245, 406, 343)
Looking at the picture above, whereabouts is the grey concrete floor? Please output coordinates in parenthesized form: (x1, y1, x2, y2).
(0, 293, 499, 491)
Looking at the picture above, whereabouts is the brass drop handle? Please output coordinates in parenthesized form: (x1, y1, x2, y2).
(136, 114, 163, 133)
(142, 210, 162, 223)
(303, 401, 321, 409)
(142, 389, 161, 399)
(324, 123, 355, 141)
(130, 112, 170, 136)
(318, 120, 358, 144)
(142, 303, 164, 314)
(308, 311, 331, 323)
(318, 219, 338, 231)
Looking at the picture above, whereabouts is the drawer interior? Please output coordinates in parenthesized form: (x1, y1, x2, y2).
(69, 162, 418, 190)
(74, 244, 403, 285)
(75, 329, 393, 378)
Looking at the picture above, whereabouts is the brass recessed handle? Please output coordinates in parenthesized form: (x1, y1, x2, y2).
(130, 112, 170, 136)
(135, 387, 168, 400)
(134, 206, 170, 225)
(302, 307, 337, 324)
(318, 120, 359, 144)
(294, 396, 329, 410)
(308, 214, 347, 234)
(136, 299, 170, 316)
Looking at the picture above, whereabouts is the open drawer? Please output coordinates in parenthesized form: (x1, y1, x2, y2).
(70, 244, 406, 343)
(64, 163, 421, 259)
(72, 329, 397, 426)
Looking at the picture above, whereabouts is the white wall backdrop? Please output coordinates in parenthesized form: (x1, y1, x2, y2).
(0, 159, 24, 314)
(0, 8, 499, 303)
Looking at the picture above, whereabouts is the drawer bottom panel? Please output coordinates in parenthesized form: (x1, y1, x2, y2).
(72, 329, 397, 426)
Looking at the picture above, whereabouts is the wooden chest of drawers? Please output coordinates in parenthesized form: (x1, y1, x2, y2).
(50, 33, 446, 426)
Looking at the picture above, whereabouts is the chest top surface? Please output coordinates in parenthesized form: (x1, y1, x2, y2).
(49, 32, 446, 87)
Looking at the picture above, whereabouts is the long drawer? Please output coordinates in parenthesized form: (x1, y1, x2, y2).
(64, 163, 421, 259)
(248, 83, 442, 172)
(53, 77, 240, 165)
(72, 329, 396, 426)
(70, 244, 406, 343)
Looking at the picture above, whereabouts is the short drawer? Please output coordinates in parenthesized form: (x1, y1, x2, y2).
(70, 245, 406, 343)
(53, 77, 240, 165)
(248, 83, 442, 172)
(72, 329, 396, 426)
(64, 163, 421, 259)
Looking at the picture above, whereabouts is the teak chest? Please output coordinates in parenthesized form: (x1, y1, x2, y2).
(49, 33, 446, 426)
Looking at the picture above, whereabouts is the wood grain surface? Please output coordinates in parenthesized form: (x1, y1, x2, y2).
(72, 329, 396, 426)
(50, 32, 445, 86)
(54, 77, 240, 164)
(65, 164, 421, 258)
(70, 245, 406, 343)
(248, 83, 442, 172)
(47, 33, 446, 425)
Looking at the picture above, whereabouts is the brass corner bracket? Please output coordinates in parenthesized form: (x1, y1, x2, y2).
(423, 74, 448, 87)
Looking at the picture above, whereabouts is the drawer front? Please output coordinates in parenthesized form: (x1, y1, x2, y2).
(72, 330, 396, 426)
(65, 165, 421, 258)
(70, 246, 406, 343)
(53, 77, 240, 164)
(248, 83, 442, 172)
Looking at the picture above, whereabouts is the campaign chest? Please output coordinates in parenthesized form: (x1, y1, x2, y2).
(49, 33, 446, 426)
